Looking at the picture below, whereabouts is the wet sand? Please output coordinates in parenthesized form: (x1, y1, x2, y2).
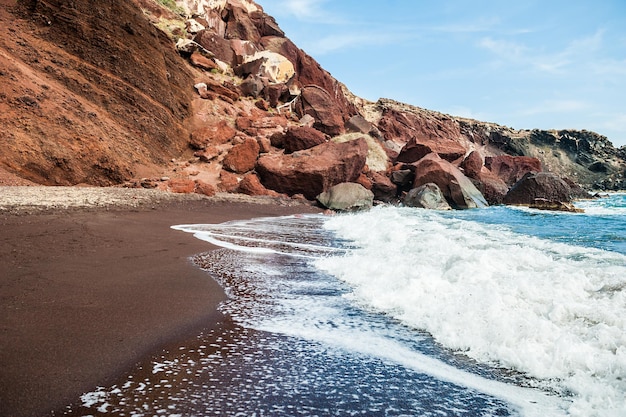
(0, 191, 320, 417)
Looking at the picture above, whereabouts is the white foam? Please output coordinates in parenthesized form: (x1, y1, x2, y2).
(316, 206, 626, 417)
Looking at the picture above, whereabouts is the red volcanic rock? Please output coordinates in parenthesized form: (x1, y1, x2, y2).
(503, 172, 573, 205)
(235, 114, 289, 138)
(298, 86, 345, 136)
(194, 29, 235, 66)
(238, 173, 279, 196)
(257, 136, 272, 153)
(224, 4, 261, 43)
(461, 151, 483, 179)
(256, 138, 369, 199)
(475, 168, 509, 205)
(346, 115, 374, 134)
(190, 121, 237, 149)
(194, 180, 216, 196)
(265, 83, 289, 107)
(356, 173, 373, 190)
(167, 178, 196, 193)
(260, 36, 357, 133)
(249, 10, 284, 38)
(397, 136, 466, 164)
(412, 153, 488, 209)
(189, 52, 218, 71)
(485, 155, 542, 186)
(194, 145, 221, 163)
(282, 126, 327, 153)
(219, 170, 240, 192)
(255, 98, 270, 111)
(368, 171, 397, 202)
(377, 105, 467, 163)
(205, 78, 240, 101)
(204, 9, 226, 37)
(222, 137, 260, 173)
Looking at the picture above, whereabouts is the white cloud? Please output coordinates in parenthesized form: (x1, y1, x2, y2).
(601, 113, 626, 131)
(478, 37, 569, 73)
(519, 99, 589, 116)
(273, 0, 331, 21)
(478, 29, 606, 75)
(305, 31, 405, 55)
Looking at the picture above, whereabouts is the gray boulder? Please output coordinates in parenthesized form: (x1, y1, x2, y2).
(403, 183, 451, 210)
(317, 182, 374, 212)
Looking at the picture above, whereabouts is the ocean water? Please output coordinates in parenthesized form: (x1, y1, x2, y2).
(71, 194, 625, 417)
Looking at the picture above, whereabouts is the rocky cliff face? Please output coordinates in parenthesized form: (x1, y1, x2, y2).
(1, 0, 624, 203)
(0, 0, 194, 185)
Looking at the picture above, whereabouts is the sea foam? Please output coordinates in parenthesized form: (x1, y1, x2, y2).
(316, 206, 626, 417)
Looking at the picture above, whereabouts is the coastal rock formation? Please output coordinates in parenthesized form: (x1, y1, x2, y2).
(412, 153, 488, 209)
(485, 155, 543, 186)
(503, 172, 574, 205)
(256, 138, 368, 199)
(0, 0, 624, 202)
(281, 126, 328, 154)
(316, 182, 374, 212)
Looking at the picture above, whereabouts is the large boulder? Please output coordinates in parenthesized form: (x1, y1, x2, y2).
(222, 137, 260, 173)
(332, 133, 390, 172)
(194, 29, 235, 66)
(282, 126, 327, 153)
(256, 138, 368, 199)
(397, 136, 466, 164)
(367, 171, 397, 202)
(461, 150, 483, 179)
(297, 86, 346, 136)
(475, 168, 510, 205)
(412, 153, 488, 209)
(485, 155, 542, 186)
(402, 183, 451, 210)
(236, 51, 295, 83)
(317, 182, 374, 212)
(503, 172, 573, 205)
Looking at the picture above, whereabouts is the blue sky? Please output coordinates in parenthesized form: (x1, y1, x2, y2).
(259, 0, 626, 147)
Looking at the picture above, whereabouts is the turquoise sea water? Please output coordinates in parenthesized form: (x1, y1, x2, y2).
(74, 194, 625, 417)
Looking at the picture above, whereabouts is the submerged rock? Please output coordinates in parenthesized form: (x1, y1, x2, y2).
(529, 198, 584, 213)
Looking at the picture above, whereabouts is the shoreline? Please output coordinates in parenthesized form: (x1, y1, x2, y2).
(0, 187, 321, 417)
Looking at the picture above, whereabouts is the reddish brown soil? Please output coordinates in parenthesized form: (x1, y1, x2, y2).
(0, 0, 194, 186)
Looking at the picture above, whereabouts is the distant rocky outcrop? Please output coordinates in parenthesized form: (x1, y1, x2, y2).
(0, 0, 624, 211)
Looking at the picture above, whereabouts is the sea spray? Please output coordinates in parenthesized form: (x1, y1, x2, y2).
(73, 195, 625, 416)
(316, 202, 626, 417)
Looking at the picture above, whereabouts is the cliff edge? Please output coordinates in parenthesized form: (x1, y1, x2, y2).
(1, 0, 624, 204)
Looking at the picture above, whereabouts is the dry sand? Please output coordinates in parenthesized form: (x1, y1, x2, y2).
(0, 186, 320, 417)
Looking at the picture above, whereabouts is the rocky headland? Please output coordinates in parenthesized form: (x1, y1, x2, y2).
(1, 0, 624, 211)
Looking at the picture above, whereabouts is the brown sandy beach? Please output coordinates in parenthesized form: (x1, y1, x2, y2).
(0, 187, 320, 417)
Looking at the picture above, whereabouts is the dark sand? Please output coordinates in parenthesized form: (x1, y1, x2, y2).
(0, 197, 320, 417)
